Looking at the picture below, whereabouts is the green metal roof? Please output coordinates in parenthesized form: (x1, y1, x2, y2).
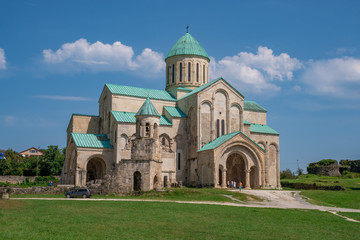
(71, 133, 113, 149)
(72, 113, 98, 118)
(160, 116, 172, 126)
(198, 131, 266, 152)
(244, 100, 267, 112)
(244, 119, 251, 125)
(164, 106, 187, 118)
(198, 131, 240, 152)
(111, 111, 137, 123)
(165, 33, 210, 61)
(136, 98, 160, 117)
(250, 124, 279, 135)
(179, 77, 244, 100)
(111, 111, 172, 126)
(106, 84, 177, 102)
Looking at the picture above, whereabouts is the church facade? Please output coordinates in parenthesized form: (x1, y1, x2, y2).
(61, 32, 280, 194)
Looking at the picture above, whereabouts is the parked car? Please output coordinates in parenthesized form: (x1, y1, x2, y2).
(65, 188, 91, 198)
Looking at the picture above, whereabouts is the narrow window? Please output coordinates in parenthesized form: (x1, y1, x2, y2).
(162, 137, 166, 145)
(196, 63, 199, 82)
(180, 63, 182, 82)
(172, 64, 175, 83)
(216, 119, 220, 138)
(167, 66, 170, 83)
(221, 119, 225, 135)
(177, 153, 181, 170)
(145, 123, 150, 137)
(188, 62, 191, 81)
(203, 65, 205, 83)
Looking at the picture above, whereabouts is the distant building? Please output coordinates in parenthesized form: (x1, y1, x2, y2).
(19, 147, 44, 157)
(61, 32, 280, 194)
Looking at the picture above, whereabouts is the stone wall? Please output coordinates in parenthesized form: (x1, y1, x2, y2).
(0, 186, 72, 195)
(307, 162, 341, 176)
(0, 176, 61, 184)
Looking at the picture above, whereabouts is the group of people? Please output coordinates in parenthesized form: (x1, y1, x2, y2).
(227, 180, 243, 191)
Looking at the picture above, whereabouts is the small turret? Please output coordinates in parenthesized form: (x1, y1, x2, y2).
(131, 98, 161, 161)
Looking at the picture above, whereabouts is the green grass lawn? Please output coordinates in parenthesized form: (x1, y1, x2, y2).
(10, 187, 262, 203)
(338, 212, 360, 221)
(0, 199, 359, 240)
(300, 190, 360, 209)
(282, 175, 360, 209)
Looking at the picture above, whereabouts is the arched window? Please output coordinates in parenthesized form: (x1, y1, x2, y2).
(172, 64, 175, 83)
(188, 62, 191, 81)
(134, 171, 141, 191)
(177, 153, 181, 170)
(216, 119, 220, 138)
(196, 63, 199, 82)
(203, 65, 205, 83)
(221, 119, 225, 135)
(179, 63, 182, 82)
(162, 137, 166, 145)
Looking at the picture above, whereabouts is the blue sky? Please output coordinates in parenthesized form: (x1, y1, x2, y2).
(1, 0, 359, 172)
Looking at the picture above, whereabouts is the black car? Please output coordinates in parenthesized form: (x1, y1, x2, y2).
(65, 188, 91, 198)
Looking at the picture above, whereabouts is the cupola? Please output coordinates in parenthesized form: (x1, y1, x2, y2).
(165, 31, 210, 91)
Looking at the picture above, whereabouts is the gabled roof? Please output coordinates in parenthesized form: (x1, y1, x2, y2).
(136, 98, 160, 117)
(250, 124, 279, 135)
(111, 111, 172, 126)
(166, 33, 210, 61)
(164, 106, 187, 118)
(179, 77, 244, 100)
(19, 147, 44, 155)
(244, 101, 267, 112)
(198, 131, 266, 152)
(71, 133, 113, 149)
(106, 84, 177, 102)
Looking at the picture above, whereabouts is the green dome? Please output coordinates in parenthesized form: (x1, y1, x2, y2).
(165, 33, 210, 61)
(135, 98, 160, 117)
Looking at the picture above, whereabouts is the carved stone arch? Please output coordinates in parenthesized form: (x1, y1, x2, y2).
(257, 141, 267, 150)
(269, 142, 279, 151)
(219, 141, 264, 175)
(84, 154, 110, 172)
(213, 89, 229, 136)
(213, 88, 230, 102)
(200, 101, 212, 147)
(200, 99, 212, 107)
(230, 103, 242, 132)
(268, 142, 280, 187)
(219, 142, 264, 189)
(120, 133, 128, 150)
(159, 133, 171, 151)
(85, 155, 108, 184)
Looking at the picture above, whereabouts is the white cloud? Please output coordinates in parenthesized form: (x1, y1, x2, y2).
(4, 115, 16, 126)
(42, 38, 165, 76)
(301, 57, 360, 99)
(0, 48, 6, 69)
(210, 46, 302, 93)
(293, 85, 302, 91)
(35, 95, 94, 101)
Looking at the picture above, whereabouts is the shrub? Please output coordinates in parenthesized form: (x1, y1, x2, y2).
(280, 169, 296, 179)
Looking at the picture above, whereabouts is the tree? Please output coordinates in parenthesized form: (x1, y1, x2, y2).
(280, 169, 296, 179)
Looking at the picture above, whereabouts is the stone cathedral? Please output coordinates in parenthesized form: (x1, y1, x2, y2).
(61, 32, 281, 194)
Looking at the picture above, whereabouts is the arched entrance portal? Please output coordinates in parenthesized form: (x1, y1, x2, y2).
(226, 153, 246, 188)
(134, 171, 141, 191)
(86, 158, 106, 183)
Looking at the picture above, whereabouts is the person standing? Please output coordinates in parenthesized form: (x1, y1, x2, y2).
(239, 181, 243, 192)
